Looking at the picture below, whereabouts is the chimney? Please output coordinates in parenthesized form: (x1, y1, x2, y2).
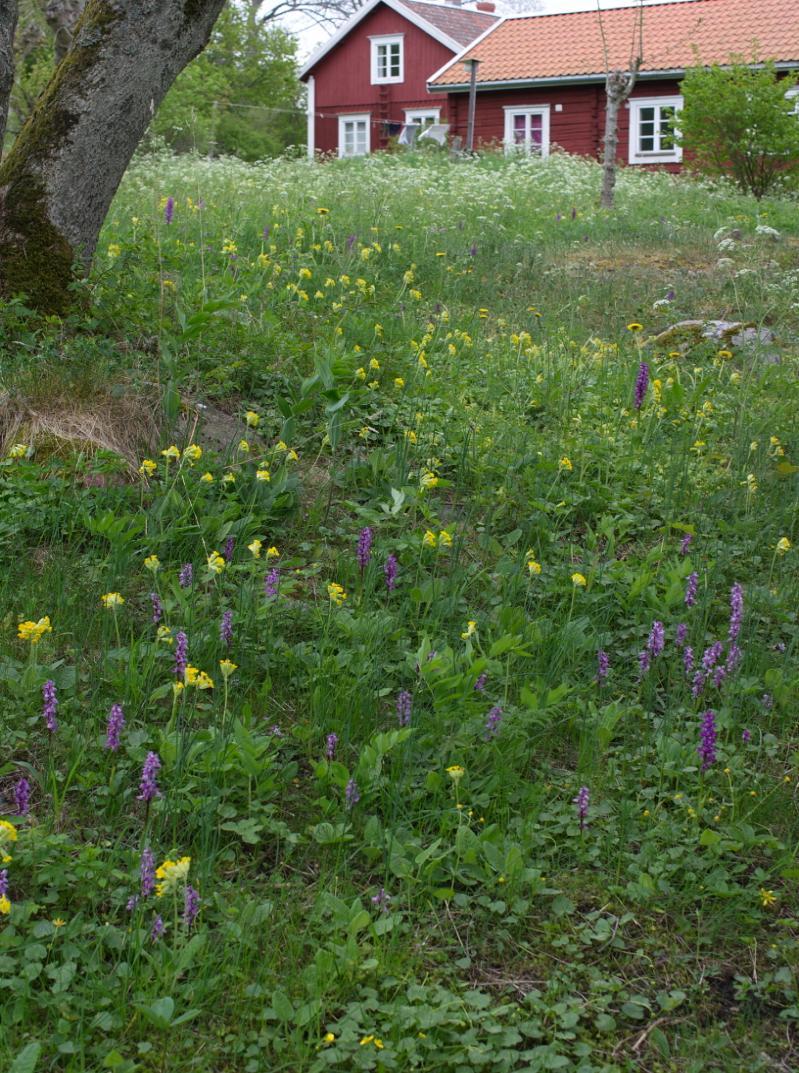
(476, 2, 495, 9)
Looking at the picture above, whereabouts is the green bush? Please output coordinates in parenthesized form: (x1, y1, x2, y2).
(679, 58, 799, 198)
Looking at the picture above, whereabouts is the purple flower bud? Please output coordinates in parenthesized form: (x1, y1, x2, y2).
(173, 631, 188, 679)
(702, 642, 723, 673)
(697, 709, 717, 771)
(371, 888, 391, 912)
(220, 610, 233, 649)
(638, 649, 651, 677)
(633, 362, 650, 410)
(596, 649, 609, 684)
(684, 572, 698, 608)
(222, 537, 235, 563)
(105, 703, 125, 752)
(397, 691, 412, 727)
(140, 846, 155, 897)
(178, 563, 193, 588)
(126, 894, 139, 912)
(164, 197, 174, 225)
(184, 885, 200, 928)
(14, 777, 30, 816)
(138, 752, 162, 802)
(384, 553, 398, 592)
(742, 728, 751, 743)
(265, 568, 280, 599)
(647, 620, 665, 658)
(675, 623, 688, 647)
(485, 705, 503, 738)
(469, 243, 478, 256)
(42, 679, 58, 733)
(325, 732, 338, 760)
(345, 778, 360, 809)
(0, 868, 8, 898)
(474, 672, 487, 692)
(150, 592, 163, 625)
(680, 533, 693, 556)
(573, 786, 590, 831)
(683, 645, 694, 674)
(346, 234, 357, 250)
(725, 642, 742, 675)
(150, 915, 165, 942)
(356, 527, 373, 572)
(729, 582, 743, 642)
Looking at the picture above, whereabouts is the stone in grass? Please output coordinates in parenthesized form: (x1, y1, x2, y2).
(651, 319, 779, 362)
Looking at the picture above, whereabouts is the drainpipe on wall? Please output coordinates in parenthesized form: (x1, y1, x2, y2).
(306, 75, 315, 160)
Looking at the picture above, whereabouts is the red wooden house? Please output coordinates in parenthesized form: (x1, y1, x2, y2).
(301, 0, 799, 169)
(428, 0, 799, 168)
(299, 0, 498, 157)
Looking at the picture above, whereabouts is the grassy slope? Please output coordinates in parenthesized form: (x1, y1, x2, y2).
(0, 150, 798, 1073)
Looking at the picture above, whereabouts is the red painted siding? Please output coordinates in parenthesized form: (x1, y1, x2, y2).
(441, 78, 684, 170)
(308, 4, 456, 155)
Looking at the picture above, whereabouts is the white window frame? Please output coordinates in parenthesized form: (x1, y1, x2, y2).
(628, 95, 683, 164)
(787, 86, 799, 114)
(404, 108, 441, 128)
(503, 106, 551, 157)
(370, 34, 404, 85)
(338, 113, 371, 158)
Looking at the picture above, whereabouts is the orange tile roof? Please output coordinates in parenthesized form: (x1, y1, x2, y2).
(429, 0, 799, 88)
(401, 0, 498, 47)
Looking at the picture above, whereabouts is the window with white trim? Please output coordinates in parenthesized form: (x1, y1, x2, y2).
(404, 108, 441, 129)
(787, 86, 799, 114)
(628, 96, 683, 164)
(338, 114, 370, 158)
(503, 106, 550, 156)
(370, 35, 403, 84)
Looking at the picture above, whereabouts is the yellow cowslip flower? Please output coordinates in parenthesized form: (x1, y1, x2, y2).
(257, 252, 270, 268)
(368, 381, 379, 390)
(17, 616, 52, 644)
(287, 449, 299, 462)
(267, 546, 280, 559)
(327, 582, 347, 606)
(394, 377, 405, 389)
(355, 367, 367, 381)
(184, 666, 214, 689)
(559, 457, 573, 472)
(717, 349, 733, 359)
(173, 681, 184, 698)
(207, 550, 226, 574)
(183, 444, 202, 465)
(418, 353, 428, 370)
(369, 358, 380, 371)
(438, 530, 453, 548)
(101, 592, 125, 609)
(339, 274, 350, 285)
(776, 537, 791, 554)
(275, 441, 288, 452)
(409, 289, 422, 301)
(219, 659, 237, 679)
(256, 468, 271, 482)
(446, 765, 465, 782)
(571, 573, 587, 587)
(478, 308, 488, 319)
(527, 559, 542, 576)
(422, 530, 437, 548)
(759, 888, 777, 907)
(316, 207, 330, 215)
(405, 430, 417, 444)
(8, 443, 29, 459)
(0, 820, 18, 857)
(770, 436, 781, 447)
(144, 555, 160, 573)
(360, 247, 371, 261)
(461, 620, 477, 639)
(626, 322, 643, 332)
(222, 240, 237, 255)
(107, 243, 121, 259)
(161, 445, 180, 461)
(298, 267, 312, 280)
(155, 856, 191, 897)
(0, 896, 10, 914)
(420, 471, 439, 490)
(729, 371, 741, 384)
(745, 473, 758, 493)
(238, 439, 250, 453)
(137, 458, 157, 478)
(248, 539, 262, 558)
(156, 625, 173, 645)
(200, 472, 214, 483)
(322, 1032, 335, 1044)
(222, 472, 236, 484)
(373, 1040, 384, 1050)
(359, 1037, 374, 1047)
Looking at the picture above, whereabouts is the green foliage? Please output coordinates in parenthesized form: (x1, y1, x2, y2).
(1, 151, 799, 1070)
(149, 7, 303, 159)
(679, 58, 799, 198)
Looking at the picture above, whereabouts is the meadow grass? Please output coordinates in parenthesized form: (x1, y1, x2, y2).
(0, 149, 798, 1073)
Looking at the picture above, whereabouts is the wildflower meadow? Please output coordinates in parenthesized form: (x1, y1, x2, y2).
(1, 149, 798, 1072)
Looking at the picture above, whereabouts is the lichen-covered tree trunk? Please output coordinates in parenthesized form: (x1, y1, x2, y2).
(600, 65, 639, 210)
(0, 0, 227, 313)
(45, 0, 87, 64)
(0, 0, 19, 155)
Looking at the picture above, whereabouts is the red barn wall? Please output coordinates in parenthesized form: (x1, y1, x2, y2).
(441, 78, 683, 170)
(308, 4, 456, 155)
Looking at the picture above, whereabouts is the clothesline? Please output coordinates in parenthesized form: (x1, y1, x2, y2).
(222, 101, 442, 127)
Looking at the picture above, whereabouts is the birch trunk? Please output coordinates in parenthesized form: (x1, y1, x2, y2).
(600, 66, 639, 210)
(0, 0, 227, 313)
(0, 0, 18, 156)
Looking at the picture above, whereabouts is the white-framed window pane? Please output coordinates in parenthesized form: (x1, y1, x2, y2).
(389, 43, 400, 77)
(513, 113, 526, 143)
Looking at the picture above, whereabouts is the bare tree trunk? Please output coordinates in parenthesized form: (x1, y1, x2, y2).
(0, 0, 227, 313)
(600, 65, 639, 210)
(0, 0, 19, 155)
(44, 0, 86, 64)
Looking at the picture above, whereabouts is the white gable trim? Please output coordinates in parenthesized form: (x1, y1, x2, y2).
(299, 0, 473, 79)
(426, 16, 506, 90)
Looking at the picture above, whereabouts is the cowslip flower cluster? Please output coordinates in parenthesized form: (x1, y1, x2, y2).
(328, 583, 347, 606)
(100, 592, 124, 609)
(0, 820, 18, 864)
(17, 616, 52, 644)
(155, 856, 191, 897)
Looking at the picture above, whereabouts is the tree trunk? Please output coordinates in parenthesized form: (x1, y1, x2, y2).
(44, 0, 87, 65)
(0, 0, 18, 155)
(0, 0, 227, 313)
(599, 66, 638, 210)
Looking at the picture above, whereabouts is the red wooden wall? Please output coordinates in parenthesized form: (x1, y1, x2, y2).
(309, 5, 456, 155)
(440, 78, 683, 169)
